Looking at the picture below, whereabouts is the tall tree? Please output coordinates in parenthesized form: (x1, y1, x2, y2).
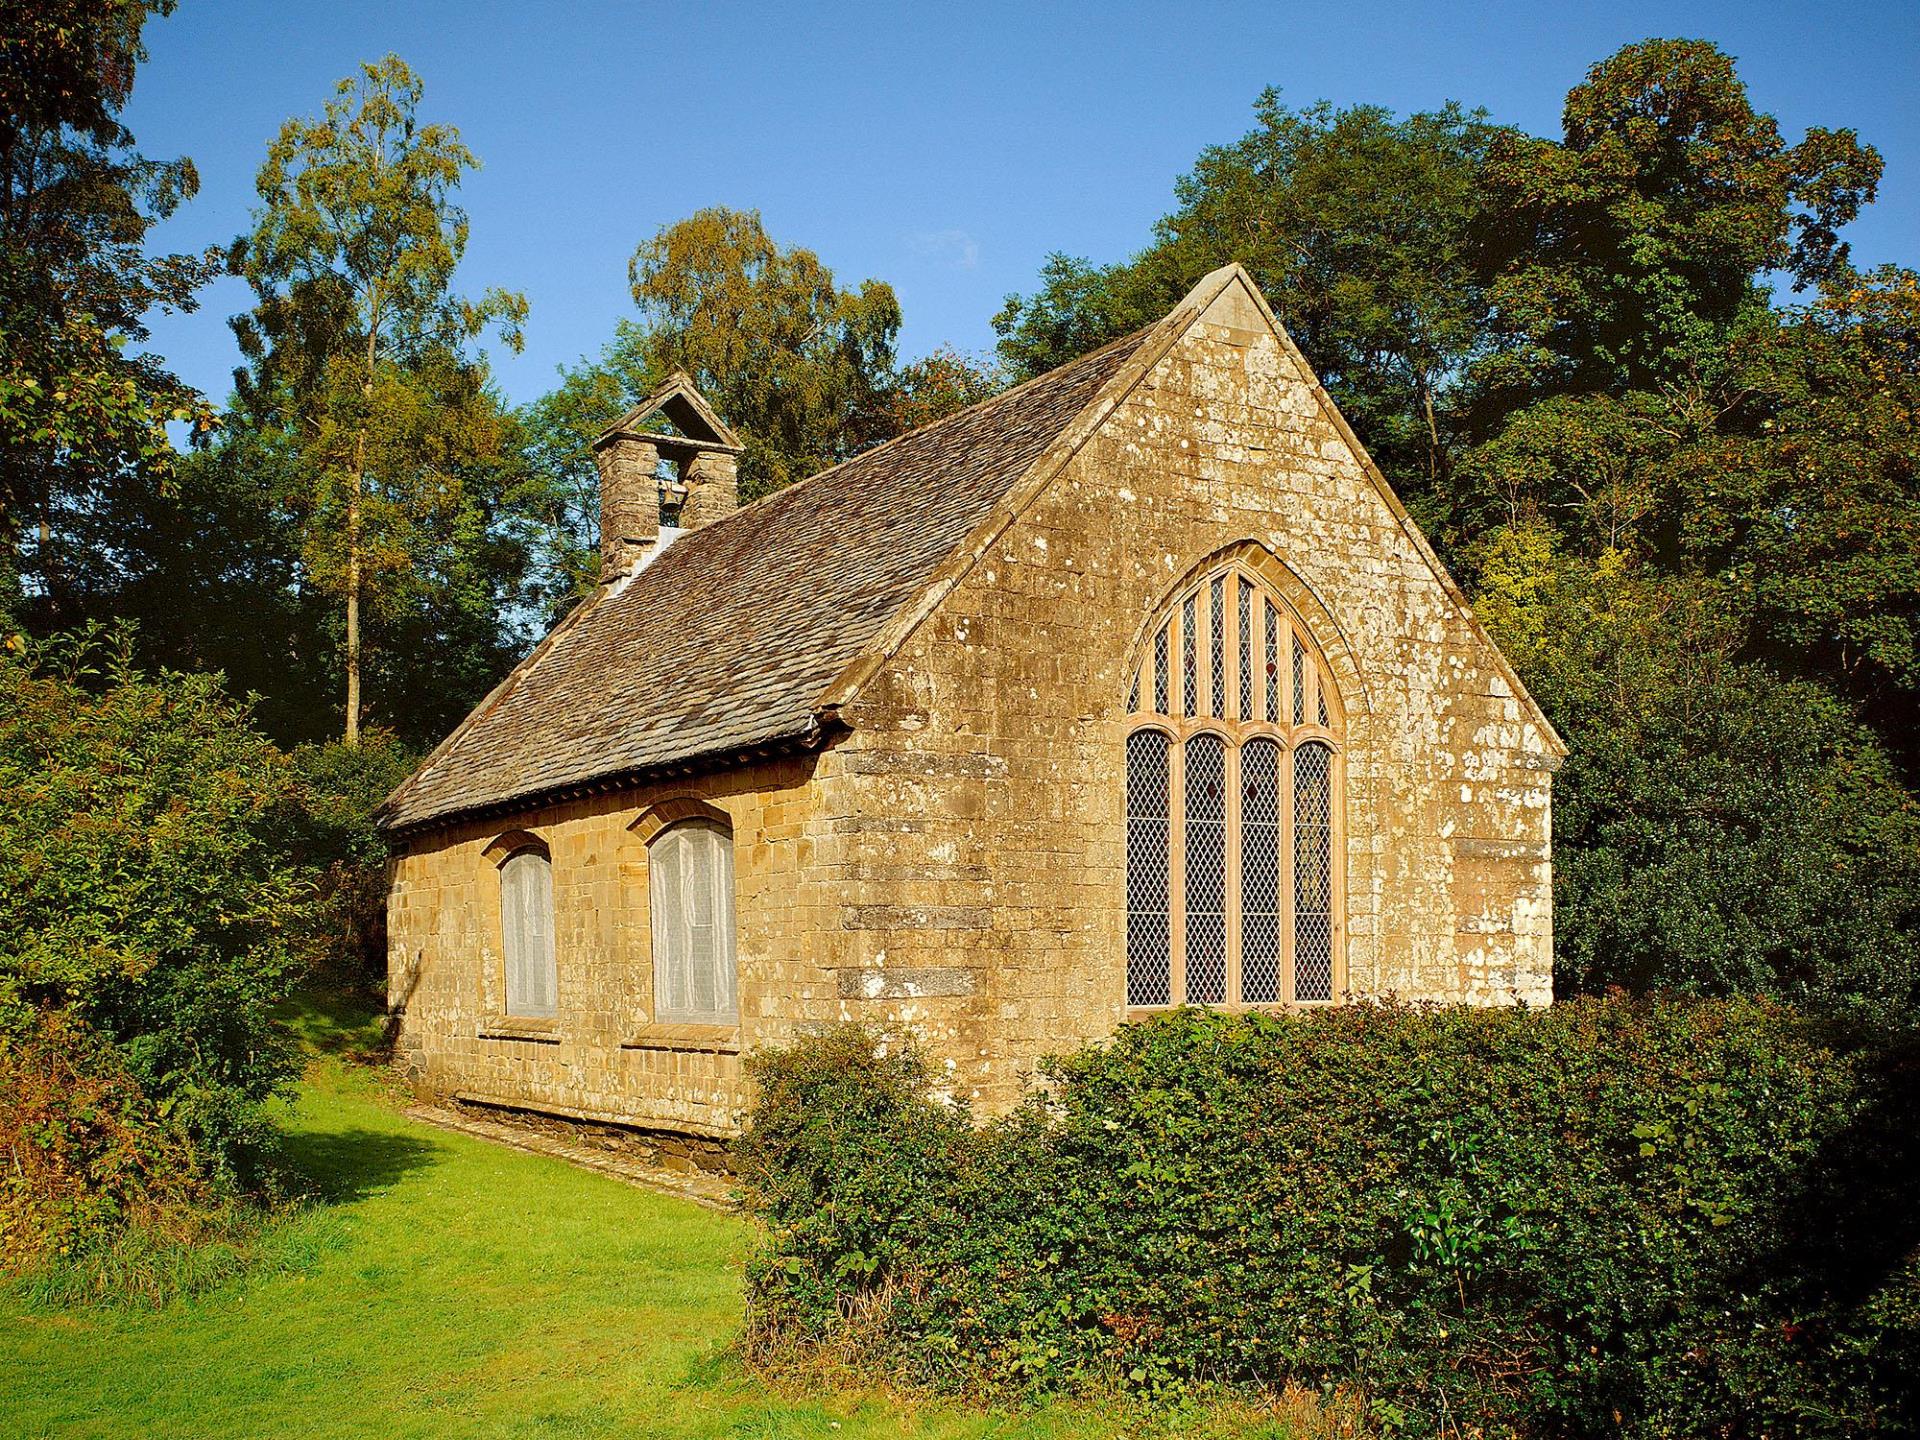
(520, 211, 996, 606)
(1470, 37, 1881, 407)
(232, 54, 527, 742)
(0, 0, 217, 620)
(993, 95, 1504, 497)
(627, 206, 904, 497)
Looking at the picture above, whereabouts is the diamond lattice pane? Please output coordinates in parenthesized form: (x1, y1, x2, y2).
(1293, 741, 1334, 1001)
(1238, 579, 1253, 720)
(1265, 601, 1279, 722)
(1126, 730, 1172, 1006)
(1184, 733, 1227, 1005)
(1240, 738, 1282, 1003)
(1154, 625, 1169, 714)
(1182, 597, 1197, 717)
(1210, 576, 1226, 716)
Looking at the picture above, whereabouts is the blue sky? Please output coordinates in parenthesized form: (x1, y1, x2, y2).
(125, 0, 1919, 410)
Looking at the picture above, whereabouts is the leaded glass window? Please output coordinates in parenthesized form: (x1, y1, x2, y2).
(1125, 730, 1172, 1007)
(1264, 601, 1279, 723)
(1209, 575, 1226, 717)
(1154, 625, 1169, 713)
(1240, 738, 1282, 1004)
(1183, 733, 1228, 1005)
(1182, 596, 1197, 717)
(1293, 742, 1335, 1002)
(1238, 579, 1254, 720)
(1292, 633, 1306, 726)
(1123, 560, 1343, 1008)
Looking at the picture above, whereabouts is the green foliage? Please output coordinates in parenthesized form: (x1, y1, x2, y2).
(0, 629, 316, 1183)
(0, 0, 219, 621)
(520, 211, 1003, 600)
(231, 53, 530, 741)
(741, 1005, 1920, 1437)
(1473, 38, 1880, 401)
(288, 734, 418, 988)
(1693, 271, 1920, 717)
(1469, 525, 1920, 1004)
(994, 95, 1499, 496)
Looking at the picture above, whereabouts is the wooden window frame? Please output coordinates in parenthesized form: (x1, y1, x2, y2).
(1123, 563, 1347, 1016)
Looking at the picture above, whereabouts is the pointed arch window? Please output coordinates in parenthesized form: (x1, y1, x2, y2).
(1123, 562, 1345, 1008)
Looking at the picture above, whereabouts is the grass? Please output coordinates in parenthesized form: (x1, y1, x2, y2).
(0, 1044, 1320, 1439)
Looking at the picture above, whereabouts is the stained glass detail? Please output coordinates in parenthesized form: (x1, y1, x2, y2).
(1126, 730, 1172, 1006)
(1209, 576, 1226, 716)
(1184, 733, 1228, 1005)
(1182, 597, 1197, 717)
(1293, 741, 1335, 1001)
(1292, 633, 1306, 725)
(1128, 672, 1139, 713)
(1154, 625, 1169, 714)
(1265, 602, 1279, 722)
(1240, 738, 1281, 1003)
(1318, 682, 1329, 727)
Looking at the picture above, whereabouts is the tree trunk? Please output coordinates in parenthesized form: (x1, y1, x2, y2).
(345, 414, 364, 746)
(345, 344, 374, 745)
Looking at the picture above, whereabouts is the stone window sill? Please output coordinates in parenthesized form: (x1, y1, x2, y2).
(478, 1015, 560, 1044)
(620, 1022, 741, 1055)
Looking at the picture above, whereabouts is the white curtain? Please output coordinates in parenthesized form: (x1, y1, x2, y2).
(650, 822, 737, 1023)
(500, 849, 556, 1017)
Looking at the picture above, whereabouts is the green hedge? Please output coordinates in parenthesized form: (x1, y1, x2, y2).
(737, 1000, 1920, 1437)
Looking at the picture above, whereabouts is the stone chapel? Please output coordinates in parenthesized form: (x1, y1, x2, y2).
(379, 263, 1566, 1138)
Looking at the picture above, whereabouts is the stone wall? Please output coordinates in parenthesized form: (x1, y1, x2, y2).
(818, 277, 1558, 1112)
(387, 752, 838, 1135)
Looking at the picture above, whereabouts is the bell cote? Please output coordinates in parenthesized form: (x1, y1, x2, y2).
(590, 372, 744, 581)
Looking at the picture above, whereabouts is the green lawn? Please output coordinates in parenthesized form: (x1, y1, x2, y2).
(0, 1052, 1301, 1439)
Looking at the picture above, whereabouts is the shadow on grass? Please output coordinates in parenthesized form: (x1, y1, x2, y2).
(271, 985, 399, 1064)
(279, 1126, 443, 1205)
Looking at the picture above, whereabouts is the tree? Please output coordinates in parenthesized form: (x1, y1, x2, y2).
(1680, 270, 1920, 729)
(520, 212, 998, 605)
(994, 95, 1504, 496)
(232, 54, 527, 743)
(1469, 523, 1920, 1009)
(1470, 38, 1881, 406)
(628, 207, 903, 498)
(0, 0, 218, 622)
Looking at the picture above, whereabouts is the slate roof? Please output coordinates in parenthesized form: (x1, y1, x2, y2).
(380, 327, 1154, 834)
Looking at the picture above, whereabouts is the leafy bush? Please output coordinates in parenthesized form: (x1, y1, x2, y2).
(288, 733, 417, 989)
(1469, 525, 1920, 1010)
(0, 629, 316, 1186)
(0, 1013, 204, 1264)
(739, 1001, 1920, 1437)
(0, 1011, 287, 1306)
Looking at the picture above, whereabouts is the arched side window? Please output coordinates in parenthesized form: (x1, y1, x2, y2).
(498, 845, 557, 1018)
(1123, 563, 1345, 1008)
(649, 819, 738, 1025)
